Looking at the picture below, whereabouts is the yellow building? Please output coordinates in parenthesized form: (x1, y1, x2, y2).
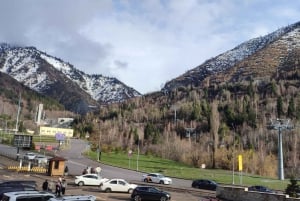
(39, 126, 73, 138)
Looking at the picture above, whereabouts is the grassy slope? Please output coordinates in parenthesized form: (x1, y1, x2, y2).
(86, 150, 289, 191)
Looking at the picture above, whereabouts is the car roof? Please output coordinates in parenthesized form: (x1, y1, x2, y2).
(0, 180, 37, 186)
(148, 173, 163, 175)
(136, 186, 157, 189)
(4, 191, 53, 196)
(80, 173, 98, 176)
(49, 195, 96, 201)
(194, 179, 216, 182)
(107, 178, 125, 181)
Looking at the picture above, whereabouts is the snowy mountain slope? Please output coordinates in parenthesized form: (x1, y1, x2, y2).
(163, 21, 300, 90)
(0, 43, 141, 113)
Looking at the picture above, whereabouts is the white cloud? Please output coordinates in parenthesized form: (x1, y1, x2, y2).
(1, 0, 300, 93)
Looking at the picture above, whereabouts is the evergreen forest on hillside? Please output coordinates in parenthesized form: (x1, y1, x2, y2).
(72, 78, 300, 179)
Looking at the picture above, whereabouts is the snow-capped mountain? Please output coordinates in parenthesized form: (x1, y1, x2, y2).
(0, 43, 141, 114)
(163, 21, 300, 91)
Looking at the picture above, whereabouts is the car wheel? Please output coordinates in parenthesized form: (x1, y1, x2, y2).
(105, 188, 111, 193)
(78, 181, 84, 186)
(133, 195, 141, 201)
(160, 196, 167, 201)
(159, 180, 164, 184)
(128, 188, 133, 194)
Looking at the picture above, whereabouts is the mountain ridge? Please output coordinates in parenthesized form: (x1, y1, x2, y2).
(0, 43, 141, 114)
(163, 21, 300, 91)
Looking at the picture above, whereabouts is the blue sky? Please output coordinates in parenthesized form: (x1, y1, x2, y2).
(1, 0, 300, 94)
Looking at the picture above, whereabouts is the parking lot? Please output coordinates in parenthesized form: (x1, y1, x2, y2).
(0, 155, 210, 201)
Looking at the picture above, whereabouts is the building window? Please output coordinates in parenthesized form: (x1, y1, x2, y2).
(54, 161, 59, 169)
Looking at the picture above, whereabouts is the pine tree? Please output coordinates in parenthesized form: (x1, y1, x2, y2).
(285, 177, 300, 198)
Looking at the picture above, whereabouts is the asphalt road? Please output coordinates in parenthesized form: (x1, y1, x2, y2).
(0, 139, 217, 201)
(56, 139, 193, 188)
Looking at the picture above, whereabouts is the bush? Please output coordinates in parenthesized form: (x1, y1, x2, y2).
(285, 177, 300, 198)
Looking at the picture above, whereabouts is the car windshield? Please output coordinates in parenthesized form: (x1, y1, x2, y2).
(157, 174, 164, 178)
(149, 187, 160, 193)
(210, 180, 217, 184)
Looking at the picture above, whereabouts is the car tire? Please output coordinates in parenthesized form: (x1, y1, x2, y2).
(128, 188, 133, 194)
(160, 196, 167, 201)
(133, 195, 141, 201)
(159, 180, 164, 184)
(105, 188, 111, 193)
(78, 181, 84, 186)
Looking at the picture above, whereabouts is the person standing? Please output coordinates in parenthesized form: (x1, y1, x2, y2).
(95, 166, 102, 176)
(64, 166, 69, 176)
(42, 179, 49, 191)
(55, 181, 61, 197)
(61, 179, 67, 195)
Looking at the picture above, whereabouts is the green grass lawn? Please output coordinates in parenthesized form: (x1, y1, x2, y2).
(0, 132, 289, 191)
(86, 150, 289, 191)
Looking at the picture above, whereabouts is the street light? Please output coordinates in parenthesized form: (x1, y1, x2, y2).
(268, 118, 293, 180)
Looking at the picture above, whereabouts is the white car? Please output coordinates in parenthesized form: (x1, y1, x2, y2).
(74, 174, 108, 186)
(34, 155, 48, 164)
(100, 178, 137, 193)
(142, 173, 172, 185)
(49, 195, 96, 201)
(23, 152, 36, 160)
(2, 191, 55, 201)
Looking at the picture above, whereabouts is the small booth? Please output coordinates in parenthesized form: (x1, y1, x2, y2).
(48, 156, 67, 176)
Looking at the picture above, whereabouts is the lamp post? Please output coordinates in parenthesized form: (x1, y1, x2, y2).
(268, 119, 293, 180)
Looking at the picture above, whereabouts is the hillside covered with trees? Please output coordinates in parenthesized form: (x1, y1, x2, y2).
(73, 76, 300, 178)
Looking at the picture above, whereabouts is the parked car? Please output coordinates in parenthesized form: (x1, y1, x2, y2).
(0, 185, 36, 200)
(142, 173, 172, 185)
(100, 178, 137, 193)
(191, 179, 218, 191)
(74, 173, 109, 186)
(23, 152, 36, 160)
(49, 195, 96, 201)
(131, 186, 171, 201)
(34, 155, 48, 164)
(0, 180, 37, 188)
(2, 191, 55, 201)
(248, 185, 274, 193)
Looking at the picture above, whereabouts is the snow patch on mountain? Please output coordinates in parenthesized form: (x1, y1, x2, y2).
(0, 43, 140, 104)
(163, 21, 300, 91)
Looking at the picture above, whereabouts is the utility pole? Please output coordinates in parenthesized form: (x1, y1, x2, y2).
(15, 93, 22, 133)
(268, 118, 293, 180)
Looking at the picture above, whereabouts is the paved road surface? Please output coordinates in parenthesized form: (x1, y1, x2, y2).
(0, 140, 218, 201)
(49, 139, 194, 189)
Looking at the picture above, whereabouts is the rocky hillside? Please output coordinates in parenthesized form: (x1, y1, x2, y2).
(163, 21, 300, 91)
(0, 44, 141, 114)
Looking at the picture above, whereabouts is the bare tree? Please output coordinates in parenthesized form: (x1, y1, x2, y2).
(210, 100, 220, 168)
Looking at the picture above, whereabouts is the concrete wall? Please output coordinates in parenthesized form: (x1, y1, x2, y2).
(216, 185, 300, 201)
